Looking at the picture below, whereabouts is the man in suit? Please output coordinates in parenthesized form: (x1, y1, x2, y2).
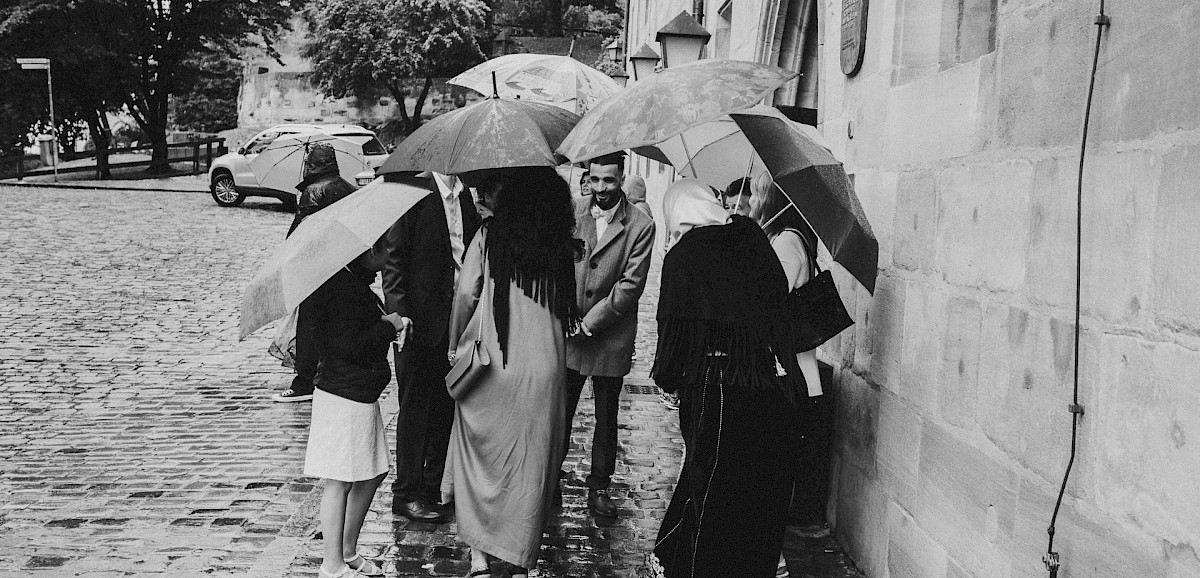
(561, 151, 656, 518)
(383, 171, 482, 522)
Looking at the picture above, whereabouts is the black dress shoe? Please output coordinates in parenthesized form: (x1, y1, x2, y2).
(587, 489, 617, 518)
(392, 498, 445, 522)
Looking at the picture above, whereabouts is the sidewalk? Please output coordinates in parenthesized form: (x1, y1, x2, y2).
(0, 172, 208, 193)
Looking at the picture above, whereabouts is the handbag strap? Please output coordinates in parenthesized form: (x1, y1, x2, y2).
(474, 230, 489, 343)
(779, 228, 822, 281)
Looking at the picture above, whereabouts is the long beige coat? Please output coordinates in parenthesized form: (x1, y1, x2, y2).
(567, 195, 656, 377)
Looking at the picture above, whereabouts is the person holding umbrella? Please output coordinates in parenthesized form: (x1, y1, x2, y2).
(650, 179, 801, 577)
(441, 167, 582, 578)
(302, 243, 405, 578)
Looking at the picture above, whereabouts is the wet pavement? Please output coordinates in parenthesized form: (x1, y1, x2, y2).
(0, 185, 863, 577)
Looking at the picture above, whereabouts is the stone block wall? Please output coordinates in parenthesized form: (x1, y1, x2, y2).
(817, 0, 1200, 576)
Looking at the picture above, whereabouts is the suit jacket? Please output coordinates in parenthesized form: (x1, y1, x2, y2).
(567, 195, 656, 377)
(382, 174, 482, 351)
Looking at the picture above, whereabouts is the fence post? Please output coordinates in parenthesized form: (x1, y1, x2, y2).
(192, 143, 200, 174)
(17, 156, 24, 181)
(205, 141, 213, 169)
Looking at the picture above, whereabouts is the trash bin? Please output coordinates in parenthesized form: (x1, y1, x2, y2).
(36, 134, 56, 166)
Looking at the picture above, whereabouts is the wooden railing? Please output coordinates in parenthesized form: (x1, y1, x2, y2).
(0, 137, 226, 180)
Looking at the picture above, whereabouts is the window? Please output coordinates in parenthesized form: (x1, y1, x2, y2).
(713, 1, 733, 59)
(772, 0, 819, 121)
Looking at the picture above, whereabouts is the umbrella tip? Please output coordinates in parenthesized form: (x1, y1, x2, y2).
(491, 71, 499, 99)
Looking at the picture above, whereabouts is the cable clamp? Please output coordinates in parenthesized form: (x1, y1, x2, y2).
(1044, 551, 1060, 572)
(1094, 14, 1111, 26)
(1068, 403, 1085, 415)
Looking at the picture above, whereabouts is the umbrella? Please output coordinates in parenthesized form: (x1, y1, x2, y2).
(449, 53, 622, 115)
(376, 97, 580, 176)
(239, 179, 429, 340)
(641, 106, 877, 293)
(249, 132, 371, 194)
(556, 59, 797, 163)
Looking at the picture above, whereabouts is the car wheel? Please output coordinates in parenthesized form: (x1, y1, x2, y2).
(211, 172, 244, 207)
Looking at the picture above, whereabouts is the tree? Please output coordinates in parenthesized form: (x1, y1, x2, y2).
(171, 52, 241, 134)
(117, 0, 294, 173)
(0, 0, 138, 177)
(303, 0, 488, 135)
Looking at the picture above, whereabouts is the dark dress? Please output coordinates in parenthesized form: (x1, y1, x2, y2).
(651, 217, 801, 578)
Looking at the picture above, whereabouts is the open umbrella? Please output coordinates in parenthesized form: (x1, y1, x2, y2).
(449, 53, 622, 115)
(376, 97, 580, 176)
(557, 59, 797, 163)
(642, 106, 877, 293)
(239, 179, 428, 340)
(249, 132, 371, 194)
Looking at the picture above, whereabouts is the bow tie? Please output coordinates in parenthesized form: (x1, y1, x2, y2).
(590, 205, 604, 220)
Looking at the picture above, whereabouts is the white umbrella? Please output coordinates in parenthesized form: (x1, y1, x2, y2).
(239, 179, 429, 339)
(248, 132, 371, 195)
(449, 54, 622, 115)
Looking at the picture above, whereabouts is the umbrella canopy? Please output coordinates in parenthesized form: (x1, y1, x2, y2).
(644, 106, 877, 293)
(239, 179, 428, 340)
(557, 59, 797, 163)
(449, 53, 622, 115)
(376, 97, 580, 176)
(249, 132, 371, 194)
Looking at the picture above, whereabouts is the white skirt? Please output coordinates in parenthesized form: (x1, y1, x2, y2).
(304, 388, 391, 482)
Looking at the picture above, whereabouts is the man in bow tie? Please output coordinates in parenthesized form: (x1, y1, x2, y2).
(560, 151, 656, 519)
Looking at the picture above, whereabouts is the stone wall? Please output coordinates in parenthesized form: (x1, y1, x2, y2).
(625, 0, 1200, 576)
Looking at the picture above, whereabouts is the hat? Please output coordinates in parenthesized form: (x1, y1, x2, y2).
(304, 143, 339, 177)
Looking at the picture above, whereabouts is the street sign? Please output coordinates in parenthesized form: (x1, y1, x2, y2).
(16, 57, 50, 70)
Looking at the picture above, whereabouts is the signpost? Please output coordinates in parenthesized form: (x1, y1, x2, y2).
(16, 57, 57, 182)
(840, 0, 868, 76)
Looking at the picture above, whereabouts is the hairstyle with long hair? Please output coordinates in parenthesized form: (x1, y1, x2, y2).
(479, 166, 583, 361)
(751, 171, 814, 244)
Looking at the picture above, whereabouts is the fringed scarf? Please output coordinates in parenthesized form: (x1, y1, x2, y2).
(485, 221, 581, 364)
(651, 210, 803, 403)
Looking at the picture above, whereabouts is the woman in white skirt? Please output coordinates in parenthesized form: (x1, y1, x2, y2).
(301, 247, 405, 578)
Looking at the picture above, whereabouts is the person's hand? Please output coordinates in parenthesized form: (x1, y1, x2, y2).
(382, 314, 412, 349)
(567, 321, 592, 339)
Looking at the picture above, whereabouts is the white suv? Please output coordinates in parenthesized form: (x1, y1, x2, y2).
(209, 124, 388, 207)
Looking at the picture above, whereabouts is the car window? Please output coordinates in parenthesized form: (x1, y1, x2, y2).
(245, 131, 280, 155)
(337, 135, 387, 155)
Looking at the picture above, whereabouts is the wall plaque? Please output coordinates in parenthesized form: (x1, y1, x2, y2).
(840, 0, 868, 76)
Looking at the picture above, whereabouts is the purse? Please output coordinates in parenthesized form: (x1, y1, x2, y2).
(445, 238, 493, 400)
(785, 232, 854, 352)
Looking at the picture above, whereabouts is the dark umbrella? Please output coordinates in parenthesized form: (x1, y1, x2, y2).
(735, 114, 878, 293)
(376, 97, 580, 176)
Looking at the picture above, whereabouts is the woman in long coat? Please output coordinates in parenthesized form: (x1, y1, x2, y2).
(650, 179, 802, 577)
(441, 167, 581, 578)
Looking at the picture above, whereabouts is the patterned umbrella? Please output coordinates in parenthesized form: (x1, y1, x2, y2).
(239, 179, 428, 340)
(557, 59, 797, 163)
(449, 53, 623, 115)
(376, 97, 581, 176)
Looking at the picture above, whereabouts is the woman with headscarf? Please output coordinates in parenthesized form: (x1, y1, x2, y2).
(649, 179, 802, 577)
(624, 174, 653, 218)
(442, 167, 582, 578)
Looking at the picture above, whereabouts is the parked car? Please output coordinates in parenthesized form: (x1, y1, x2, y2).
(209, 124, 388, 207)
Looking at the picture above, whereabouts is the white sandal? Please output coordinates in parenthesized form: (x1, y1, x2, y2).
(345, 553, 382, 576)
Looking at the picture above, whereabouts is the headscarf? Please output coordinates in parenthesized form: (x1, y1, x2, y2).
(653, 181, 803, 401)
(662, 179, 730, 252)
(625, 175, 647, 203)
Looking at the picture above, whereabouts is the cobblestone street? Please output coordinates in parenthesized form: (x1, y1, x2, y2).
(0, 185, 861, 577)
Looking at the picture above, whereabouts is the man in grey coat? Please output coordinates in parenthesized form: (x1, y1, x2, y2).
(562, 151, 656, 518)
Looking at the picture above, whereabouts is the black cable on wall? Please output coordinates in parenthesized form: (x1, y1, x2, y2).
(1044, 2, 1110, 576)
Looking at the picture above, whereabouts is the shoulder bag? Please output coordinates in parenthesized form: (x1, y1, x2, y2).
(445, 237, 493, 401)
(785, 231, 854, 352)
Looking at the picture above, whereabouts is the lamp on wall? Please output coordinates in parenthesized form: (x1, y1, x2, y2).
(608, 67, 629, 88)
(605, 38, 623, 63)
(655, 11, 711, 69)
(628, 43, 661, 82)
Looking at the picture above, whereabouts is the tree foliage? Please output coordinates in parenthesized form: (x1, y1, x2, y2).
(0, 0, 294, 174)
(303, 0, 488, 134)
(171, 52, 241, 134)
(491, 0, 621, 36)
